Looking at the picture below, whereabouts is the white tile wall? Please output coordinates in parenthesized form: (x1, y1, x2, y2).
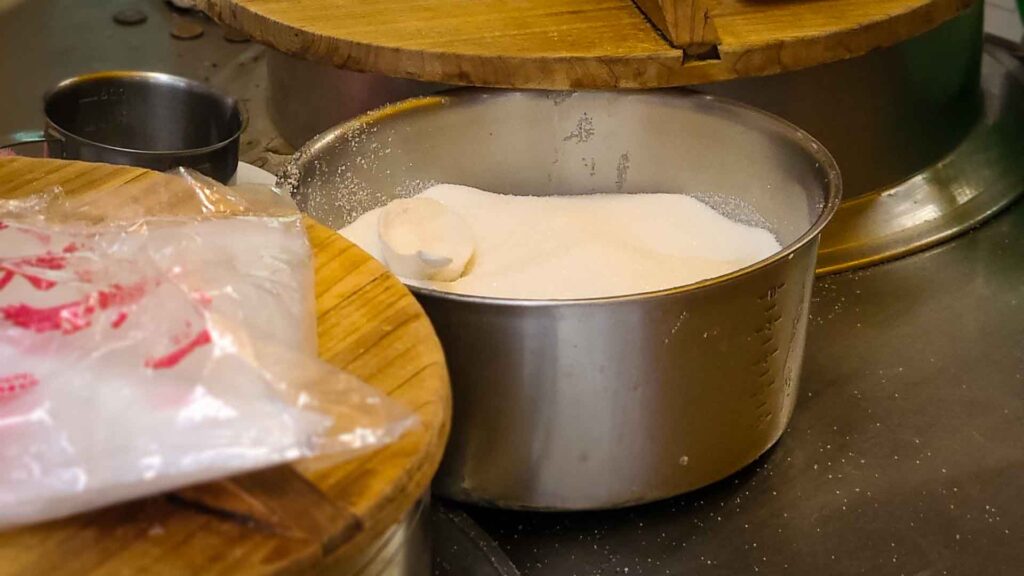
(986, 0, 1023, 40)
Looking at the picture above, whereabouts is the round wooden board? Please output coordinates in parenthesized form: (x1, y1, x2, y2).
(195, 0, 976, 89)
(0, 157, 451, 575)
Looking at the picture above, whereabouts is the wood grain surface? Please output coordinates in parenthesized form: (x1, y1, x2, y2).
(0, 157, 451, 574)
(195, 0, 977, 88)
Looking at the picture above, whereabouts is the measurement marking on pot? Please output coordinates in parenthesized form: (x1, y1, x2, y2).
(752, 282, 786, 428)
(783, 297, 807, 400)
(663, 312, 688, 344)
(759, 285, 784, 302)
(615, 152, 630, 191)
(582, 157, 596, 176)
(563, 113, 594, 143)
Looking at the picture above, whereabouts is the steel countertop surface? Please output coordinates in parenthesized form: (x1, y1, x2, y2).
(2, 1, 1022, 573)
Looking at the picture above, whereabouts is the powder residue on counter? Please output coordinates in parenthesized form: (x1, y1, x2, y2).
(340, 184, 782, 299)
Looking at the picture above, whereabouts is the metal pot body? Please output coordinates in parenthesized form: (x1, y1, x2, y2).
(269, 4, 981, 198)
(701, 0, 983, 198)
(287, 89, 841, 510)
(43, 71, 241, 183)
(423, 247, 818, 509)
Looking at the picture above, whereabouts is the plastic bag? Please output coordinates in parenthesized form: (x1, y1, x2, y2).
(0, 169, 417, 528)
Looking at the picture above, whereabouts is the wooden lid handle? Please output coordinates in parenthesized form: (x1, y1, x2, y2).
(633, 0, 720, 53)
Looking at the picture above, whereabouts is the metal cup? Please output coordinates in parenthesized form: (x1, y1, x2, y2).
(6, 71, 242, 183)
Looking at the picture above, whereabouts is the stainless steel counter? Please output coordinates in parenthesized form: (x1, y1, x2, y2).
(2, 1, 1022, 574)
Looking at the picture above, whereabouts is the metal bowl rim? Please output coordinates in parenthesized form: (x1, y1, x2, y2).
(291, 87, 843, 307)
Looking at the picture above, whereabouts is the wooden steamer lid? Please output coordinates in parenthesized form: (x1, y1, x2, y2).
(195, 0, 976, 89)
(0, 157, 451, 575)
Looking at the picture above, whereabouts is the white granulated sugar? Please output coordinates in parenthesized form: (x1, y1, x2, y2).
(340, 184, 782, 299)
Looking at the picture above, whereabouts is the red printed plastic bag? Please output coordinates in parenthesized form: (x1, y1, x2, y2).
(0, 171, 416, 528)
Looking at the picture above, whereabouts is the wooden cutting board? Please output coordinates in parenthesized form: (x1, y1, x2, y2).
(195, 0, 975, 89)
(0, 157, 451, 574)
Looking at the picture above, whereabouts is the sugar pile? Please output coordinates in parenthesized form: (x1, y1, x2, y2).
(340, 184, 781, 299)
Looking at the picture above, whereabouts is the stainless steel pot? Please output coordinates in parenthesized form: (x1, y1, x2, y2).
(286, 89, 841, 510)
(34, 71, 242, 182)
